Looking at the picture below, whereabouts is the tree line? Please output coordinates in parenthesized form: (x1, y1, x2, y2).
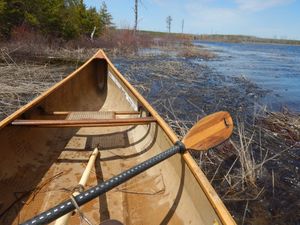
(0, 0, 113, 40)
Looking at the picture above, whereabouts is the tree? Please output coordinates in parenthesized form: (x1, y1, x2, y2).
(0, 0, 7, 38)
(0, 0, 26, 39)
(166, 16, 172, 33)
(0, 0, 6, 14)
(134, 0, 138, 33)
(99, 1, 113, 28)
(0, 0, 113, 40)
(80, 6, 102, 37)
(181, 19, 184, 33)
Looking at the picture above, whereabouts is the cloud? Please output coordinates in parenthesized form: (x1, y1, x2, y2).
(149, 0, 295, 35)
(235, 0, 294, 12)
(186, 4, 239, 24)
(184, 1, 243, 32)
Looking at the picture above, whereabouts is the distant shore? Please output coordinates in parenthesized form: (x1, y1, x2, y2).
(197, 34, 300, 45)
(138, 30, 300, 46)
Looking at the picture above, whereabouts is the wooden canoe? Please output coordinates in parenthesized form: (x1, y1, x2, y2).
(0, 50, 236, 225)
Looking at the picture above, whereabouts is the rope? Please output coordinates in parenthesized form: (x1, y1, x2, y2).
(70, 194, 93, 225)
(70, 192, 93, 225)
(72, 184, 85, 193)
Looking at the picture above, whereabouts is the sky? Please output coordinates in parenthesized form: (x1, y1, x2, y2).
(85, 0, 300, 40)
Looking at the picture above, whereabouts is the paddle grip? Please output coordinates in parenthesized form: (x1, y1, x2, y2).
(21, 141, 185, 225)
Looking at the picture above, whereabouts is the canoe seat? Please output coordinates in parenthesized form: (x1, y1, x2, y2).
(66, 111, 115, 120)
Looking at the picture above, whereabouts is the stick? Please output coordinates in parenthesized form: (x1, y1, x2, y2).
(54, 148, 99, 225)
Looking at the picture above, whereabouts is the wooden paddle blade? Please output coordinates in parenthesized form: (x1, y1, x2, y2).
(182, 111, 233, 151)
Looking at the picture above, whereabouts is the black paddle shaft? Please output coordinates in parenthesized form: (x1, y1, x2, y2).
(21, 141, 186, 225)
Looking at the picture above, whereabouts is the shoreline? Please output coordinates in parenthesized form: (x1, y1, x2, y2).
(197, 39, 300, 47)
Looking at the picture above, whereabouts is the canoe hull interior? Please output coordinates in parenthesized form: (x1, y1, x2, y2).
(0, 51, 234, 225)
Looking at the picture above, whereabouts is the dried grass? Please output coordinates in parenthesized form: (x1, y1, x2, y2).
(0, 50, 76, 120)
(177, 46, 216, 59)
(230, 121, 257, 186)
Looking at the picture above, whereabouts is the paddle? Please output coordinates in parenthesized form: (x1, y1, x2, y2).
(21, 111, 233, 225)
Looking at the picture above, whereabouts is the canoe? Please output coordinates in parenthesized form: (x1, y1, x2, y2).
(0, 50, 236, 225)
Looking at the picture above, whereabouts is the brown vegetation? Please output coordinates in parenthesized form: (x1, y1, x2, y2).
(0, 49, 77, 120)
(177, 46, 216, 59)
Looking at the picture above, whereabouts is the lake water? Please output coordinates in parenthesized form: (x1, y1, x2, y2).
(194, 41, 300, 112)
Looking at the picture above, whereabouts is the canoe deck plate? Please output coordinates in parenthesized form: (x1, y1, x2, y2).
(66, 111, 115, 120)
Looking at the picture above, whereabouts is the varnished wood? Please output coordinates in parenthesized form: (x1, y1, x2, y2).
(182, 111, 233, 151)
(51, 111, 141, 115)
(11, 117, 156, 127)
(115, 111, 141, 115)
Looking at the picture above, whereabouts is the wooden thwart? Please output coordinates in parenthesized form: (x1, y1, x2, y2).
(51, 111, 141, 115)
(11, 117, 156, 127)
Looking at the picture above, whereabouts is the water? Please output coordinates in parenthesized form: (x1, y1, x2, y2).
(194, 41, 300, 112)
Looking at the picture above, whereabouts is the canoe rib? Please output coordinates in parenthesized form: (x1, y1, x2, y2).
(11, 117, 156, 127)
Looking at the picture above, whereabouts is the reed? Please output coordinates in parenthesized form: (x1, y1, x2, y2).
(230, 121, 257, 187)
(0, 49, 76, 120)
(177, 46, 216, 59)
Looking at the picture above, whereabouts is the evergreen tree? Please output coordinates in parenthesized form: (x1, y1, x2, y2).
(0, 0, 6, 14)
(0, 0, 114, 40)
(0, 0, 7, 38)
(0, 0, 25, 39)
(99, 2, 113, 28)
(80, 6, 102, 37)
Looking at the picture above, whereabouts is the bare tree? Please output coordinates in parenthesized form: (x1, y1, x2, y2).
(181, 19, 184, 33)
(134, 0, 138, 33)
(166, 16, 172, 33)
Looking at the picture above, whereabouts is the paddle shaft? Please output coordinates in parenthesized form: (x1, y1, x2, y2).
(21, 142, 185, 225)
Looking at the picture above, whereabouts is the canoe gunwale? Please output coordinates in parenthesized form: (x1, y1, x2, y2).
(0, 49, 236, 225)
